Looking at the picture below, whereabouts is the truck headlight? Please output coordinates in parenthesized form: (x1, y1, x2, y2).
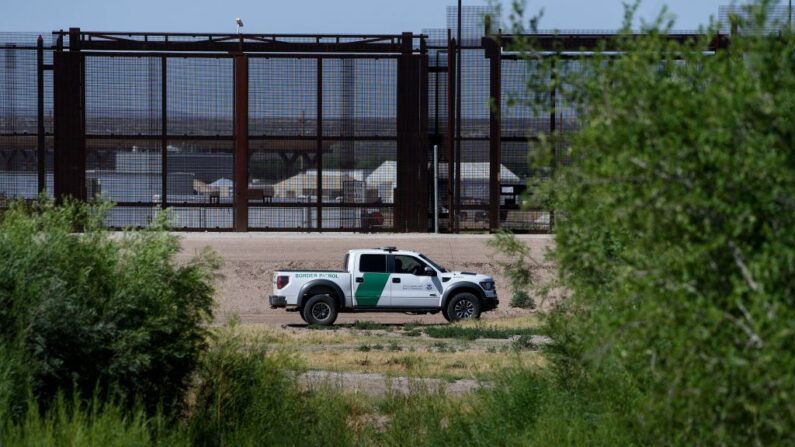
(479, 281, 495, 291)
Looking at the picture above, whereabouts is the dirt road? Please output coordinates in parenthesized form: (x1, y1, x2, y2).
(176, 233, 554, 325)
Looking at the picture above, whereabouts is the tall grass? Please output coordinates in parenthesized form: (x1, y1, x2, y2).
(187, 325, 353, 447)
(1, 396, 190, 447)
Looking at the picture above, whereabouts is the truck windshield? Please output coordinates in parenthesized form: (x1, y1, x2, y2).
(419, 254, 447, 273)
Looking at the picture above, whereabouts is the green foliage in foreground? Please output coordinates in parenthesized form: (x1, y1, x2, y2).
(515, 1, 795, 445)
(187, 326, 352, 447)
(1, 396, 189, 447)
(0, 200, 218, 416)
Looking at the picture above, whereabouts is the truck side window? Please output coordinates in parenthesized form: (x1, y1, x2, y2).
(393, 255, 428, 276)
(359, 254, 387, 273)
(343, 254, 349, 271)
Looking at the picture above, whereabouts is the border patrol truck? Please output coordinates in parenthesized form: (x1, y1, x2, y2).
(269, 247, 499, 325)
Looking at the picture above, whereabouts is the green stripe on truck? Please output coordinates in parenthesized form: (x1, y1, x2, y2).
(354, 273, 390, 307)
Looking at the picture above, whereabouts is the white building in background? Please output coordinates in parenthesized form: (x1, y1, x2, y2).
(366, 161, 521, 204)
(272, 169, 369, 201)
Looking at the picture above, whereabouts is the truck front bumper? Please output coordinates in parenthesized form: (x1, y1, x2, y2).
(269, 295, 287, 308)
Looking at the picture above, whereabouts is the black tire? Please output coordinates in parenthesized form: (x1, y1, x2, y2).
(442, 306, 451, 322)
(446, 293, 481, 322)
(302, 294, 338, 326)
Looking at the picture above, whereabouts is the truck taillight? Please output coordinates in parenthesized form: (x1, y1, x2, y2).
(276, 275, 289, 290)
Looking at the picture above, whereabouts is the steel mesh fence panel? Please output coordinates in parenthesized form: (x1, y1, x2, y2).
(446, 5, 498, 41)
(249, 58, 317, 137)
(322, 206, 394, 231)
(83, 56, 164, 227)
(0, 33, 55, 47)
(322, 140, 396, 205)
(459, 49, 490, 139)
(428, 51, 449, 136)
(323, 58, 397, 230)
(248, 206, 316, 230)
(499, 58, 553, 231)
(249, 139, 317, 203)
(501, 59, 549, 138)
(247, 57, 318, 229)
(555, 59, 583, 169)
(85, 56, 161, 136)
(164, 57, 234, 229)
(352, 58, 397, 138)
(0, 136, 38, 200)
(1, 43, 43, 203)
(1, 47, 38, 134)
(248, 137, 317, 230)
(103, 206, 160, 228)
(167, 57, 233, 136)
(322, 58, 397, 138)
(457, 48, 492, 231)
(85, 138, 161, 203)
(165, 139, 233, 206)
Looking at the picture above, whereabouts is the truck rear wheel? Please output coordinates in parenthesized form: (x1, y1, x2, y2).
(302, 294, 338, 326)
(446, 293, 481, 322)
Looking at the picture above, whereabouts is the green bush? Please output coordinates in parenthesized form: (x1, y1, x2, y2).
(488, 231, 539, 309)
(188, 325, 352, 447)
(0, 200, 218, 415)
(500, 0, 795, 444)
(510, 290, 535, 309)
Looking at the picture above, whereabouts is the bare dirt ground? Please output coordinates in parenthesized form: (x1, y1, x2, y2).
(175, 233, 555, 325)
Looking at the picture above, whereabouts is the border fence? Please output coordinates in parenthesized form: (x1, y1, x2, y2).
(0, 15, 724, 232)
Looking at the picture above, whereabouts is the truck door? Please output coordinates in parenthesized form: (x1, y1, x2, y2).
(389, 255, 441, 308)
(353, 254, 390, 308)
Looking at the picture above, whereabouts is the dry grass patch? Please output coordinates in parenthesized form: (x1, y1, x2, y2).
(458, 314, 541, 330)
(301, 348, 545, 380)
(227, 315, 547, 380)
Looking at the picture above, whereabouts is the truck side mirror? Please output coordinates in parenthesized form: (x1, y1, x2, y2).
(424, 267, 437, 277)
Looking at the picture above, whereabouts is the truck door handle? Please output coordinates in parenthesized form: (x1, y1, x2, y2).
(392, 278, 401, 283)
(355, 277, 364, 283)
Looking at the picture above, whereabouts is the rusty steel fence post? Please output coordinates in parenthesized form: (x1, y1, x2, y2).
(53, 28, 86, 202)
(316, 57, 323, 231)
(161, 56, 168, 210)
(446, 32, 457, 232)
(36, 36, 46, 194)
(233, 54, 249, 231)
(395, 33, 429, 232)
(486, 37, 502, 232)
(419, 37, 429, 232)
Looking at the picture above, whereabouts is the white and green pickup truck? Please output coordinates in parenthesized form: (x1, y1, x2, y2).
(269, 247, 499, 325)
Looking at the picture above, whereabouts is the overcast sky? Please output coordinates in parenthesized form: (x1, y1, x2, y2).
(1, 0, 733, 34)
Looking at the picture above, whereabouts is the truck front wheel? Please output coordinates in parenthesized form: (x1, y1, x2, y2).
(302, 294, 338, 326)
(445, 293, 481, 322)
